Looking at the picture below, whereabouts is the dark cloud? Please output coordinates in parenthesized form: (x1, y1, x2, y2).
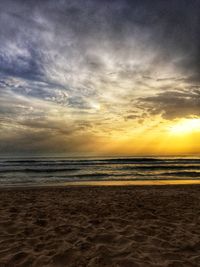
(1, 0, 200, 83)
(0, 47, 44, 81)
(140, 89, 200, 119)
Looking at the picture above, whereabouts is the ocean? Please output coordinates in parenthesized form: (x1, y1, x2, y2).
(0, 157, 200, 187)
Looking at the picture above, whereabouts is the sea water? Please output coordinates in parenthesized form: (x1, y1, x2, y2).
(0, 157, 200, 186)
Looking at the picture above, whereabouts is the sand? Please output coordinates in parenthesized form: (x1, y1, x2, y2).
(0, 185, 200, 267)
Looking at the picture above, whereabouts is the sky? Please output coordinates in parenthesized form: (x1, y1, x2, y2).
(0, 0, 200, 156)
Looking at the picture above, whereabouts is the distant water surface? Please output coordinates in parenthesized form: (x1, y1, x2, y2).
(0, 157, 200, 186)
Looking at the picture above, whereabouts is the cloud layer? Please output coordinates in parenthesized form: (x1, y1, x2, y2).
(0, 0, 200, 155)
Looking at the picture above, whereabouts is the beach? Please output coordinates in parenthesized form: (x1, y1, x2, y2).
(0, 185, 200, 267)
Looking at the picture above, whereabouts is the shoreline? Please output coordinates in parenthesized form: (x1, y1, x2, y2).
(1, 179, 200, 190)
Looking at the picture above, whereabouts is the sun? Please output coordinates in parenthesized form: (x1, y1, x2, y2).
(169, 118, 200, 135)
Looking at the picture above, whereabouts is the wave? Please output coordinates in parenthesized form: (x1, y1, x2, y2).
(1, 157, 200, 166)
(0, 168, 80, 173)
(120, 165, 200, 171)
(159, 171, 200, 177)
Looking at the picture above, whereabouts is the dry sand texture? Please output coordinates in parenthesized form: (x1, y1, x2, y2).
(0, 185, 200, 266)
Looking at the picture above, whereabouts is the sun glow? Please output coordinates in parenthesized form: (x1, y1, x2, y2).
(169, 118, 200, 135)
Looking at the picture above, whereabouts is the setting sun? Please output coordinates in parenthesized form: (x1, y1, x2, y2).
(169, 118, 200, 135)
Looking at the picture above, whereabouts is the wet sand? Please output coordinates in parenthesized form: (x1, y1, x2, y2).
(0, 185, 200, 266)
